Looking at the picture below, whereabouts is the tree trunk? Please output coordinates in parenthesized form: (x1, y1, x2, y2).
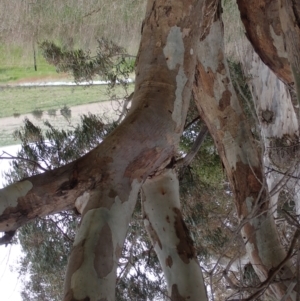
(142, 168, 208, 301)
(193, 6, 294, 300)
(63, 0, 204, 296)
(242, 41, 300, 219)
(0, 0, 205, 300)
(236, 0, 292, 86)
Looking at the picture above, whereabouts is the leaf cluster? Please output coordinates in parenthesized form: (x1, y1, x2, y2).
(39, 39, 135, 95)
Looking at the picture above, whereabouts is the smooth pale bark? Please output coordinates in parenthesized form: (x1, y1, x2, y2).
(236, 0, 292, 86)
(193, 8, 294, 300)
(142, 169, 207, 301)
(242, 43, 299, 217)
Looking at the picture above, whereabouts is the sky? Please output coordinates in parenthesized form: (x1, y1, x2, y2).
(0, 144, 23, 301)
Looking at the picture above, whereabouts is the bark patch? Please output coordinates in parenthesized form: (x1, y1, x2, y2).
(261, 109, 274, 123)
(173, 208, 195, 263)
(171, 284, 186, 301)
(94, 223, 114, 278)
(124, 148, 161, 181)
(145, 218, 162, 249)
(195, 64, 215, 98)
(166, 255, 173, 268)
(219, 90, 231, 111)
(233, 162, 265, 216)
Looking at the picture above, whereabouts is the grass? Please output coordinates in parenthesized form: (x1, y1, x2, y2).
(0, 64, 58, 84)
(0, 52, 60, 84)
(0, 84, 134, 118)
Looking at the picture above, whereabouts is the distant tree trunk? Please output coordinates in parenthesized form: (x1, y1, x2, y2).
(142, 168, 208, 301)
(193, 6, 294, 300)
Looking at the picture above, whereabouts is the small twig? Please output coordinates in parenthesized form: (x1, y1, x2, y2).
(0, 151, 49, 172)
(184, 116, 201, 130)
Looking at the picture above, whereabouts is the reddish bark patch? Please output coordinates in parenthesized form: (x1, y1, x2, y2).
(173, 208, 195, 263)
(124, 148, 162, 182)
(232, 162, 266, 216)
(171, 284, 186, 301)
(218, 90, 232, 111)
(145, 217, 162, 249)
(94, 223, 114, 278)
(237, 0, 292, 84)
(166, 255, 173, 268)
(195, 64, 215, 98)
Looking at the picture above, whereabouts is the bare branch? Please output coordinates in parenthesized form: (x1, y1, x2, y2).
(176, 125, 208, 168)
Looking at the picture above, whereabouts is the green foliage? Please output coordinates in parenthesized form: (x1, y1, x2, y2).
(5, 113, 169, 300)
(5, 107, 236, 300)
(40, 39, 135, 93)
(18, 214, 78, 301)
(179, 104, 235, 262)
(0, 0, 146, 81)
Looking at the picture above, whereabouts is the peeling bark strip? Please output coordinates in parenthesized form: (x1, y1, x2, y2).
(237, 0, 292, 85)
(193, 8, 294, 301)
(143, 169, 207, 301)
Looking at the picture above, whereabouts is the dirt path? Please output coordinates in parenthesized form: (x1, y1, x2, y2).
(0, 100, 122, 146)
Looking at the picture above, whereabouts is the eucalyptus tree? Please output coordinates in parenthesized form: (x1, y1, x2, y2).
(1, 0, 300, 300)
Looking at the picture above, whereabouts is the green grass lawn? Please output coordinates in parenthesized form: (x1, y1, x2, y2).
(0, 64, 58, 84)
(0, 52, 60, 84)
(0, 84, 133, 118)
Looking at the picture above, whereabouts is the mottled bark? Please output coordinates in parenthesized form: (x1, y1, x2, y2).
(63, 0, 204, 300)
(0, 0, 205, 300)
(242, 42, 299, 219)
(142, 169, 207, 301)
(236, 0, 292, 85)
(193, 7, 294, 300)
